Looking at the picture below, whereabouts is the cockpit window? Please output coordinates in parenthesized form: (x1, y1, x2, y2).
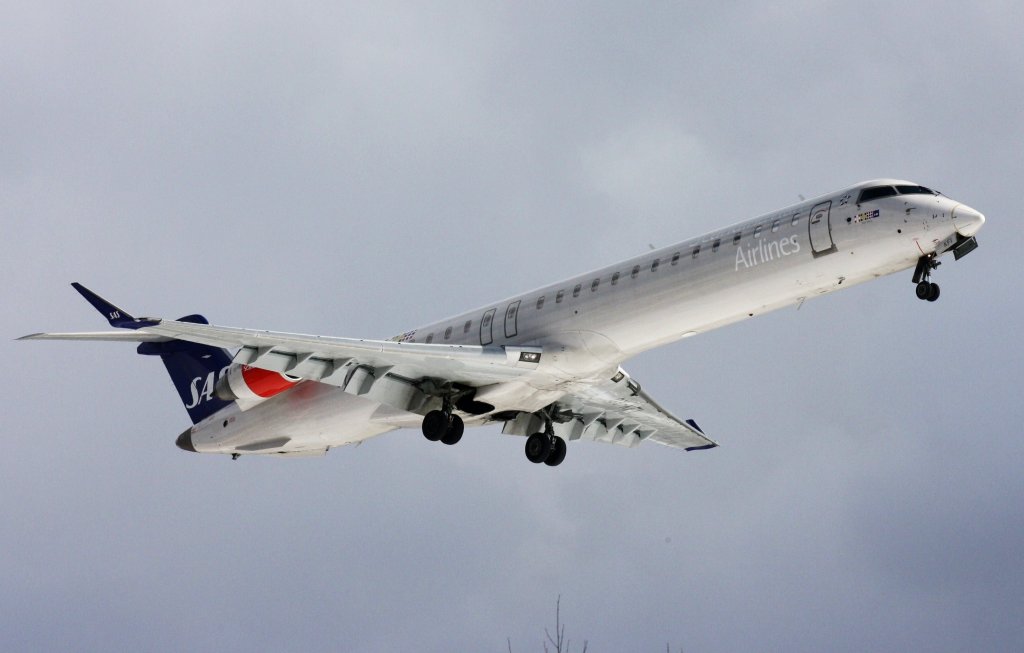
(858, 184, 938, 203)
(857, 186, 898, 203)
(895, 185, 936, 196)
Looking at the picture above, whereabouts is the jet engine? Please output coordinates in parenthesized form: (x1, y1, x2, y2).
(215, 365, 300, 409)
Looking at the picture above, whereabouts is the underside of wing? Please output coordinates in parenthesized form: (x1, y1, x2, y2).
(501, 368, 717, 452)
(19, 331, 169, 342)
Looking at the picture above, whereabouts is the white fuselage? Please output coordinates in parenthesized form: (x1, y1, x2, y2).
(189, 179, 984, 454)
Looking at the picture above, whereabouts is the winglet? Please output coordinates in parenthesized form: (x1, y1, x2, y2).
(71, 283, 160, 329)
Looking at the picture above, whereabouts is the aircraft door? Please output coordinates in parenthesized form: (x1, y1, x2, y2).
(480, 308, 495, 346)
(808, 200, 837, 256)
(504, 300, 520, 339)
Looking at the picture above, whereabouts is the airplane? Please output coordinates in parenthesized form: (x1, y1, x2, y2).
(21, 179, 985, 466)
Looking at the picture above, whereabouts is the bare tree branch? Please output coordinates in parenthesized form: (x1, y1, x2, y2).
(544, 595, 566, 652)
(504, 596, 603, 653)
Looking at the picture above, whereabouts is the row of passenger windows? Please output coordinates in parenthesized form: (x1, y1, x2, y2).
(536, 213, 802, 309)
(420, 212, 807, 343)
(424, 319, 474, 343)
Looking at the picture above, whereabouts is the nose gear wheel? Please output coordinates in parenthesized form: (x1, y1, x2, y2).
(915, 281, 940, 302)
(912, 255, 941, 302)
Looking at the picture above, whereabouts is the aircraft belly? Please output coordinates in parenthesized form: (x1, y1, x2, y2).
(536, 330, 623, 376)
(192, 382, 408, 454)
(472, 380, 567, 414)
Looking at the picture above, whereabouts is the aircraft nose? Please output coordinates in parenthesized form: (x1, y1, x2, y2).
(175, 428, 197, 452)
(952, 204, 985, 237)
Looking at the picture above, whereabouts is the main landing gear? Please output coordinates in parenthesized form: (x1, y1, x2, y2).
(421, 396, 464, 446)
(420, 394, 570, 467)
(525, 432, 567, 466)
(524, 412, 567, 467)
(912, 255, 941, 302)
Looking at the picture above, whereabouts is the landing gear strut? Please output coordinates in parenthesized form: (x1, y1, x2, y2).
(421, 396, 464, 446)
(912, 255, 941, 302)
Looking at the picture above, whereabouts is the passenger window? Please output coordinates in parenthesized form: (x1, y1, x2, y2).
(791, 213, 800, 226)
(692, 245, 700, 259)
(591, 278, 600, 292)
(712, 239, 720, 252)
(444, 326, 452, 340)
(573, 284, 582, 298)
(556, 290, 564, 304)
(771, 220, 780, 232)
(425, 333, 434, 344)
(611, 272, 620, 285)
(463, 320, 472, 333)
(754, 225, 762, 238)
(536, 296, 545, 310)
(733, 232, 742, 245)
(482, 314, 491, 327)
(631, 265, 640, 279)
(671, 252, 680, 266)
(651, 259, 660, 272)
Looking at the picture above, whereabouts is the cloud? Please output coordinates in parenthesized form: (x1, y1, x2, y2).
(2, 3, 1022, 652)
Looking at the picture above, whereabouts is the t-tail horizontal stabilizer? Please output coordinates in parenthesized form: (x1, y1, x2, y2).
(70, 282, 161, 329)
(21, 284, 234, 425)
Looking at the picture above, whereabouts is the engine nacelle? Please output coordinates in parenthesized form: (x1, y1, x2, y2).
(215, 365, 300, 410)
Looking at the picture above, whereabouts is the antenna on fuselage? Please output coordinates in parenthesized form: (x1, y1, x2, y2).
(798, 194, 806, 201)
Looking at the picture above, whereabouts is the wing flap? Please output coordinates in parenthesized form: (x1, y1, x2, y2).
(510, 368, 717, 452)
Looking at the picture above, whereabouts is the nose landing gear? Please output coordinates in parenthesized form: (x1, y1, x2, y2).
(912, 255, 941, 302)
(915, 280, 940, 301)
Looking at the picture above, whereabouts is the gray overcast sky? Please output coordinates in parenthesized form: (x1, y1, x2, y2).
(3, 3, 1023, 651)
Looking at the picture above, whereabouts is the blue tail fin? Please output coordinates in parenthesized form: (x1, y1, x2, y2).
(67, 284, 233, 424)
(71, 282, 160, 329)
(137, 315, 234, 424)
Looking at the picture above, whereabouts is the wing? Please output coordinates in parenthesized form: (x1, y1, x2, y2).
(24, 284, 716, 453)
(147, 319, 544, 384)
(575, 375, 717, 450)
(502, 369, 717, 451)
(24, 316, 544, 386)
(142, 320, 717, 450)
(19, 331, 168, 342)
